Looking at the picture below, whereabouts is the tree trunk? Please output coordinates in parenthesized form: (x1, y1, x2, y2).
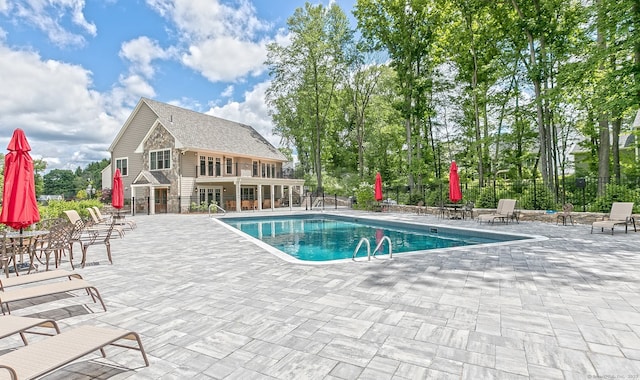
(596, 0, 609, 195)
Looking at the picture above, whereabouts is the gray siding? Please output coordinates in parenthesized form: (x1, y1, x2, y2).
(112, 103, 157, 199)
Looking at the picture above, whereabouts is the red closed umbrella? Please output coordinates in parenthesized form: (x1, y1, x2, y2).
(374, 172, 383, 202)
(448, 161, 462, 203)
(112, 169, 124, 209)
(0, 129, 40, 231)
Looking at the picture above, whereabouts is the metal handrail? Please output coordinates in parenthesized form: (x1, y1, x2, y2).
(208, 203, 226, 216)
(352, 237, 371, 261)
(372, 236, 393, 259)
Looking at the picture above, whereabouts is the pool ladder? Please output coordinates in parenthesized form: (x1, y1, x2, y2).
(352, 236, 393, 261)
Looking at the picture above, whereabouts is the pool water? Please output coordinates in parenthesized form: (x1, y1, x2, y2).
(221, 214, 527, 262)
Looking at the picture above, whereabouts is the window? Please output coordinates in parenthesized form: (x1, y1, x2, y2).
(199, 156, 206, 176)
(208, 157, 214, 176)
(215, 158, 221, 176)
(116, 158, 128, 176)
(225, 158, 233, 175)
(150, 149, 171, 170)
(253, 161, 258, 177)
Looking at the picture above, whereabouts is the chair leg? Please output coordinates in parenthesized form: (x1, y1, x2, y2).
(105, 243, 112, 264)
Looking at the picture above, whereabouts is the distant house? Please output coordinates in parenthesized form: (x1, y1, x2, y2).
(108, 97, 304, 214)
(571, 134, 636, 176)
(37, 194, 64, 204)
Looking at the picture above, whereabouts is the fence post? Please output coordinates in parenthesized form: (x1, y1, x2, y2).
(335, 193, 337, 209)
(132, 196, 135, 216)
(492, 180, 497, 207)
(533, 177, 537, 210)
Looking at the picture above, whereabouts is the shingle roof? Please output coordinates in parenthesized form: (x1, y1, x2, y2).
(141, 98, 286, 162)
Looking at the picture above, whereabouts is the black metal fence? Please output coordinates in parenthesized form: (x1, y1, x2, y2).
(378, 177, 640, 213)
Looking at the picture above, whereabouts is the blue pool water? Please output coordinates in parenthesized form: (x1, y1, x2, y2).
(221, 214, 529, 262)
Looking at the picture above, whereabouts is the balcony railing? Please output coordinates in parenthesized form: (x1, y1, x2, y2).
(195, 162, 298, 179)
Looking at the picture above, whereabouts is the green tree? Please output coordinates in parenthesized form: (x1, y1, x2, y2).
(43, 169, 76, 199)
(266, 2, 355, 192)
(33, 158, 47, 197)
(354, 0, 440, 193)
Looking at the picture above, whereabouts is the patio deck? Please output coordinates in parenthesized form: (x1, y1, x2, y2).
(2, 209, 640, 379)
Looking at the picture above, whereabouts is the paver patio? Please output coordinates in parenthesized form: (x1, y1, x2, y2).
(2, 209, 640, 379)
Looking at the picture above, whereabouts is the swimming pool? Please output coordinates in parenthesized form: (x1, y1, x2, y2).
(219, 213, 537, 263)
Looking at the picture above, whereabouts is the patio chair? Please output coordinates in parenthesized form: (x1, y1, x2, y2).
(556, 203, 574, 226)
(591, 202, 636, 235)
(0, 277, 106, 314)
(0, 324, 148, 379)
(0, 315, 60, 346)
(30, 222, 74, 271)
(68, 220, 117, 268)
(0, 233, 18, 278)
(462, 201, 474, 220)
(477, 199, 517, 224)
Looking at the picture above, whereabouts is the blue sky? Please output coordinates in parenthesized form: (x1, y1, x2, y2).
(0, 0, 356, 172)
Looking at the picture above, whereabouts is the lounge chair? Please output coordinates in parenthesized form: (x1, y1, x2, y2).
(591, 202, 636, 235)
(0, 277, 106, 314)
(0, 325, 149, 379)
(94, 206, 136, 230)
(0, 269, 82, 291)
(0, 315, 60, 345)
(87, 207, 125, 237)
(478, 199, 517, 224)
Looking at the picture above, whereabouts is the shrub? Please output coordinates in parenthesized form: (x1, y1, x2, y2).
(353, 182, 374, 210)
(589, 184, 640, 213)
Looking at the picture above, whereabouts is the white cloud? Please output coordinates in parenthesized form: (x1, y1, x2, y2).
(207, 81, 281, 148)
(0, 44, 122, 170)
(221, 85, 234, 98)
(11, 0, 96, 47)
(182, 37, 267, 82)
(147, 0, 272, 83)
(119, 36, 171, 79)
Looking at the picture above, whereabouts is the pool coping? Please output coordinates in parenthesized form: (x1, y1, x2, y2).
(214, 212, 548, 265)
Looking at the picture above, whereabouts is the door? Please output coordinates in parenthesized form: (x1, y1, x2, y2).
(199, 187, 222, 210)
(155, 188, 167, 213)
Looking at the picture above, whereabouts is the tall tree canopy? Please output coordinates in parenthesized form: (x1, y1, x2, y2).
(266, 2, 356, 192)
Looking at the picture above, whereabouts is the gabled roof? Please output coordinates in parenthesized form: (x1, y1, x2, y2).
(113, 97, 287, 162)
(132, 170, 171, 186)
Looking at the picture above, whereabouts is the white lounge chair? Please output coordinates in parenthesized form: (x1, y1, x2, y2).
(477, 199, 517, 224)
(591, 202, 636, 234)
(0, 315, 60, 346)
(94, 206, 136, 230)
(0, 325, 149, 379)
(0, 278, 106, 314)
(0, 269, 82, 292)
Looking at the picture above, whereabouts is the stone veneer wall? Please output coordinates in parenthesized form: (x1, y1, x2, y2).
(144, 125, 180, 213)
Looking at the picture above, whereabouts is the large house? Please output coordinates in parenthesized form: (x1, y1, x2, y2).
(108, 97, 305, 214)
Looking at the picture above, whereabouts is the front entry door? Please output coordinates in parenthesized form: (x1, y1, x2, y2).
(155, 188, 167, 213)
